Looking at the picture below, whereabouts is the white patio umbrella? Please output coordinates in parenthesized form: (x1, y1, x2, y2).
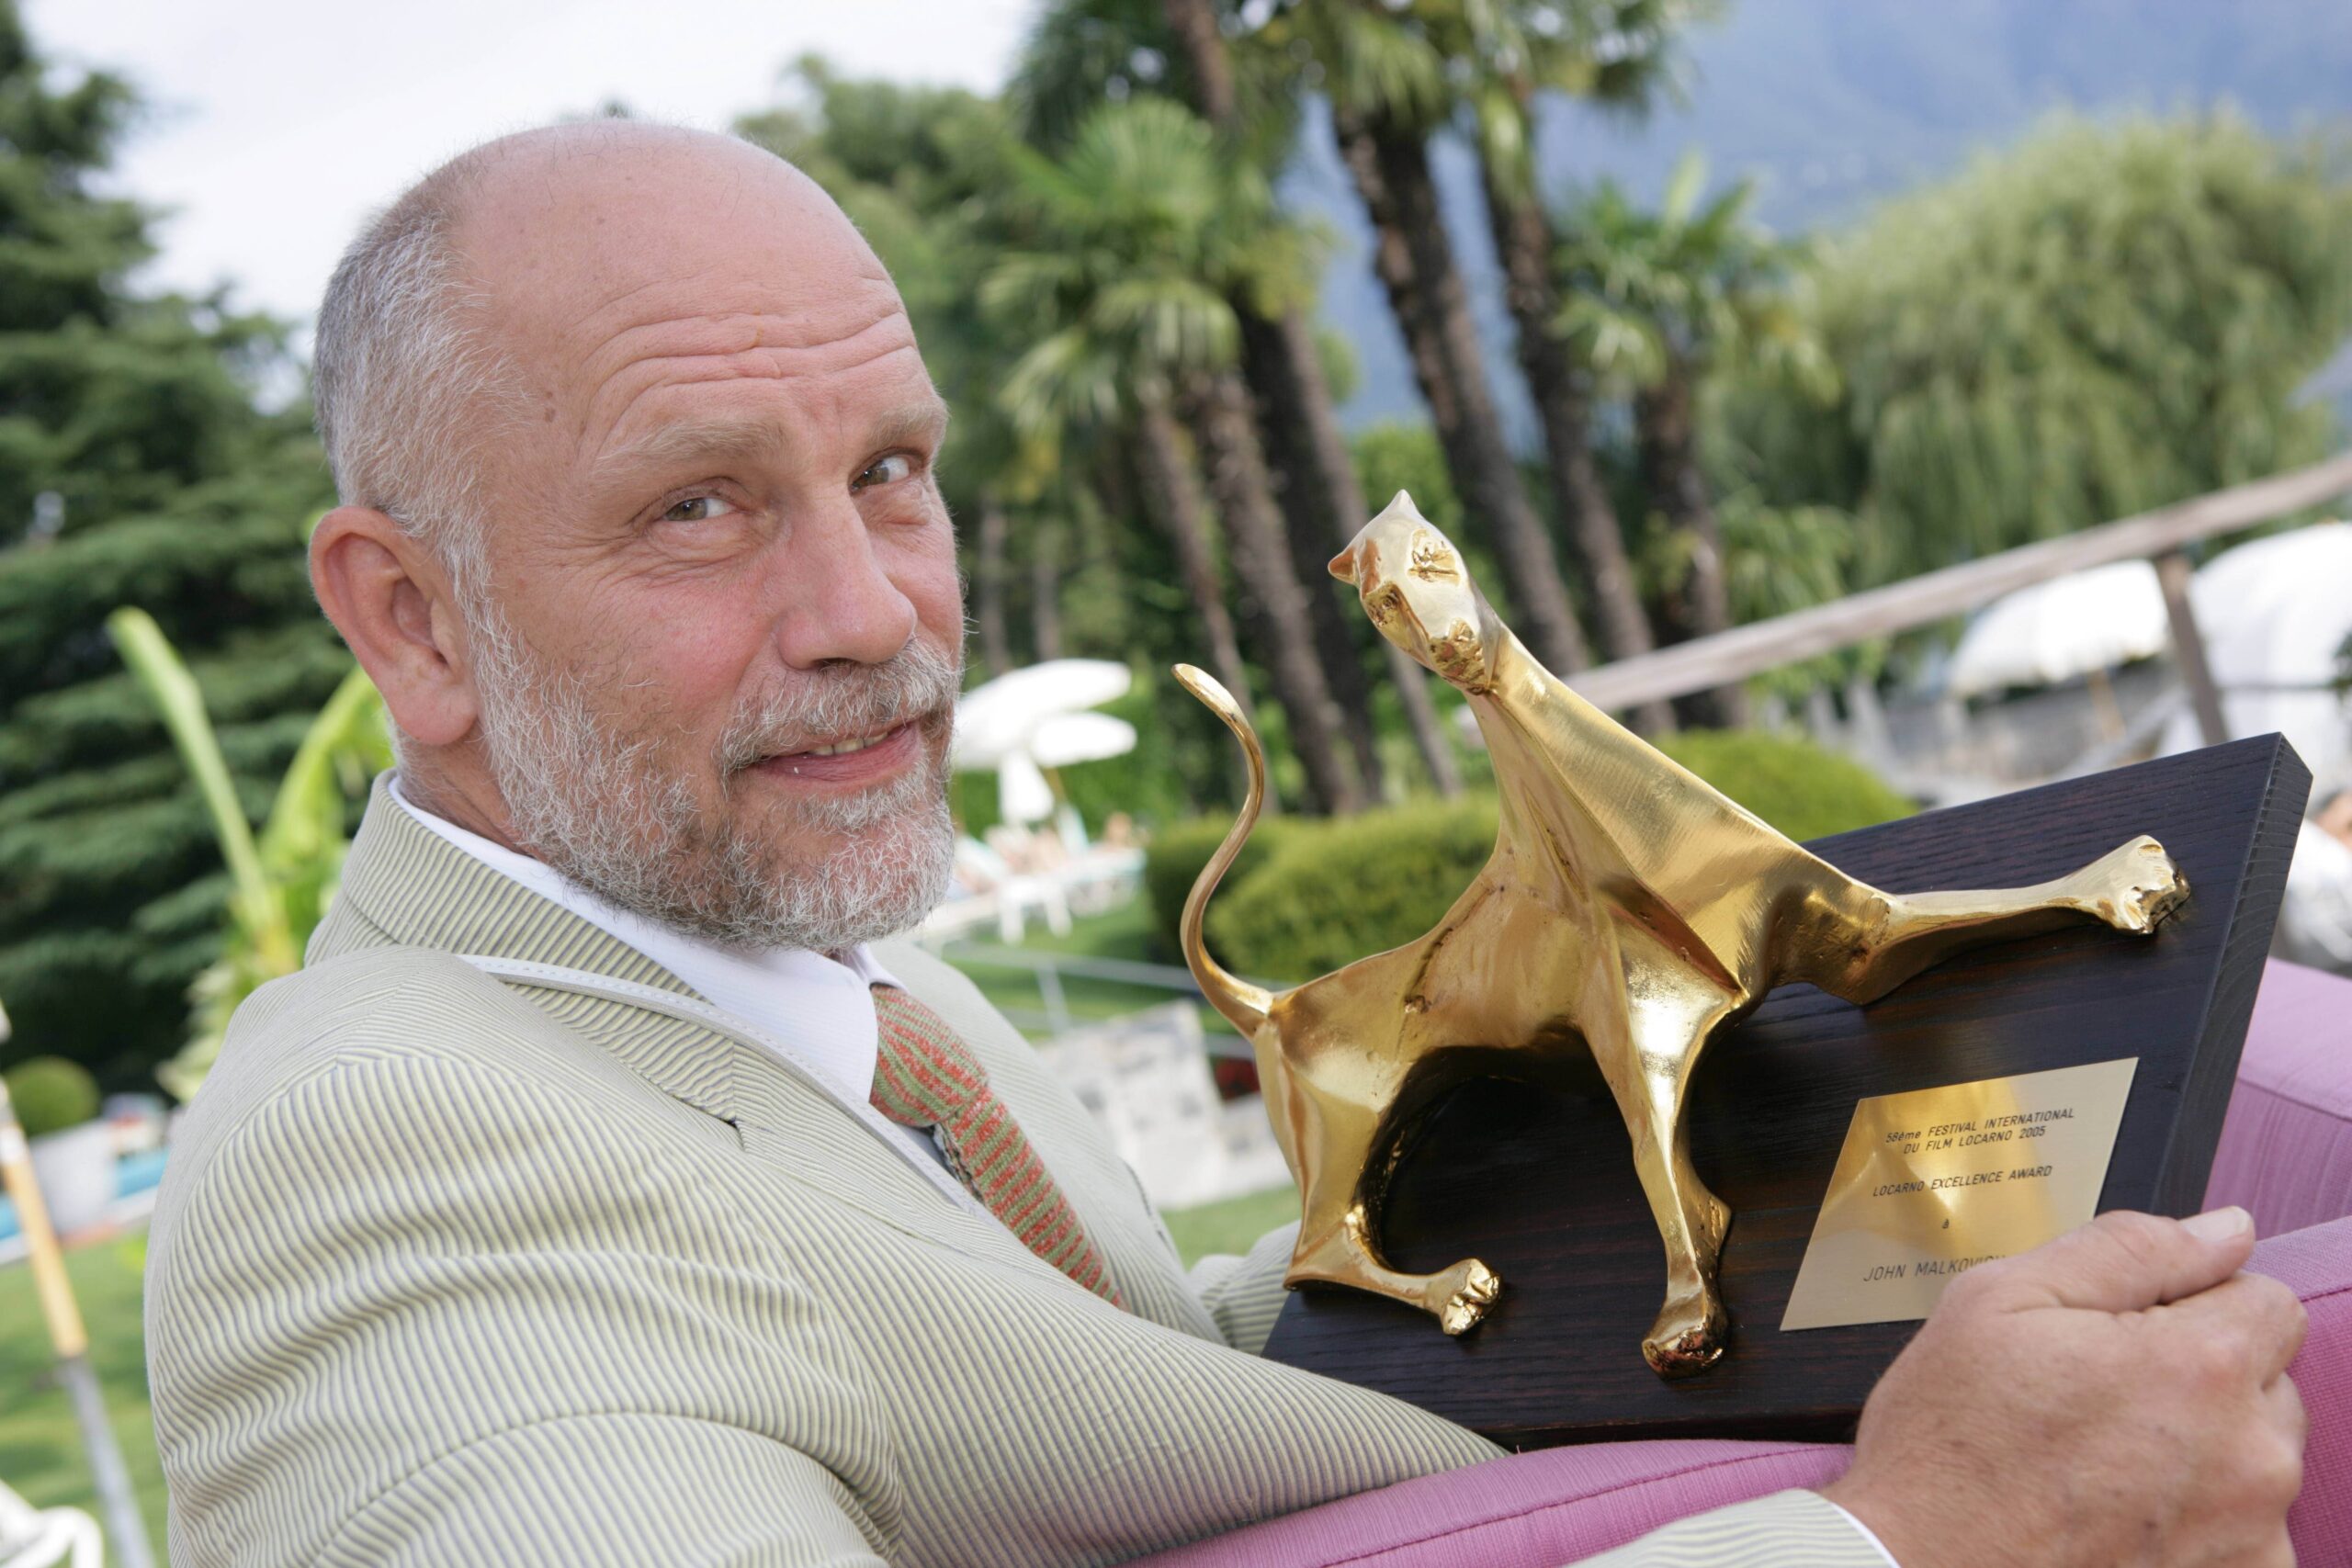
(2160, 522, 2352, 790)
(989, 716, 1138, 827)
(953, 659, 1133, 770)
(1946, 560, 2171, 700)
(954, 660, 1139, 829)
(1028, 711, 1137, 769)
(995, 750, 1057, 825)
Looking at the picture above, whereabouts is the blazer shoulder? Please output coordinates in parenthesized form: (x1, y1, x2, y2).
(211, 946, 544, 1087)
(172, 947, 653, 1189)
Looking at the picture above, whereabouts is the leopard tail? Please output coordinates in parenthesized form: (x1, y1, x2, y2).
(1170, 663, 1274, 1032)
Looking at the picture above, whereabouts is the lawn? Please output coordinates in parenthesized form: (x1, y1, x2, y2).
(1161, 1183, 1298, 1265)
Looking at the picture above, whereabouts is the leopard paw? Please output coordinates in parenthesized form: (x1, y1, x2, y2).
(1435, 1258, 1502, 1336)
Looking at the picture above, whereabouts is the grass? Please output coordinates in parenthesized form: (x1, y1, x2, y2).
(0, 1233, 170, 1556)
(1162, 1183, 1299, 1267)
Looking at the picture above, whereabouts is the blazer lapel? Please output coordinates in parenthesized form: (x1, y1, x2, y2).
(315, 780, 1034, 1260)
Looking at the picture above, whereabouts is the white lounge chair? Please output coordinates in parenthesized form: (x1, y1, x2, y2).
(0, 1479, 100, 1568)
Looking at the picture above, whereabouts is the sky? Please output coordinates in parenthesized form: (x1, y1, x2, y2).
(29, 0, 1036, 330)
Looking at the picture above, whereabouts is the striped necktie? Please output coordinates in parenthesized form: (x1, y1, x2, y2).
(867, 984, 1125, 1307)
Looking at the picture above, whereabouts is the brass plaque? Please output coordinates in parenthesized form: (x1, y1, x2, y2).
(1781, 1057, 2138, 1331)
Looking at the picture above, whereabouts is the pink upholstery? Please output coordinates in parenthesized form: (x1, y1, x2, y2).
(2205, 961, 2352, 1235)
(1140, 1438, 1850, 1568)
(2257, 1217, 2352, 1562)
(1147, 961, 2352, 1568)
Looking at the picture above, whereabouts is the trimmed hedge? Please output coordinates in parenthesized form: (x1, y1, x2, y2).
(1205, 798, 1498, 983)
(5, 1055, 99, 1138)
(1145, 730, 1912, 985)
(1140, 812, 1296, 963)
(1654, 728, 1915, 843)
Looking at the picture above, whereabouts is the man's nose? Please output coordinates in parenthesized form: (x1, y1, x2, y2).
(769, 503, 919, 670)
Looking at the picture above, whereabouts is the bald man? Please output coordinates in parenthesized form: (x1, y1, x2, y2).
(143, 125, 2307, 1568)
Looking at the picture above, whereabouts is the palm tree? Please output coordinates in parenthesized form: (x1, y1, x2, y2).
(1437, 0, 1702, 717)
(1266, 0, 1594, 677)
(988, 97, 1363, 814)
(1159, 0, 1461, 798)
(1555, 155, 1821, 726)
(1012, 0, 1461, 799)
(969, 493, 1015, 677)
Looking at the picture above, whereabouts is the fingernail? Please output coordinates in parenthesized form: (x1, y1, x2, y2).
(2183, 1206, 2252, 1243)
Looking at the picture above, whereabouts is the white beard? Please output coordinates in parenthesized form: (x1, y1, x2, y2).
(460, 593, 958, 952)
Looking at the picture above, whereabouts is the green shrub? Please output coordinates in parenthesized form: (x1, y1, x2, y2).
(5, 1056, 100, 1138)
(1141, 812, 1296, 962)
(1204, 798, 1500, 983)
(1656, 729, 1915, 841)
(1179, 731, 1909, 984)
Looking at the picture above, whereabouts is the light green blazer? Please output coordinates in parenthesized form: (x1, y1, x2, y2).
(145, 781, 1883, 1567)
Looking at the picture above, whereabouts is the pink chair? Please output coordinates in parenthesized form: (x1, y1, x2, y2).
(1147, 960, 2352, 1567)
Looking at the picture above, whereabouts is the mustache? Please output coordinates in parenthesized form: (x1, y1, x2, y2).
(715, 638, 963, 773)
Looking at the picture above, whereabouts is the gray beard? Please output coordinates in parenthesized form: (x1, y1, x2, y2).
(461, 594, 958, 952)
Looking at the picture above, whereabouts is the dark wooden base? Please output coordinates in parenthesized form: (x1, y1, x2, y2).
(1259, 736, 2309, 1447)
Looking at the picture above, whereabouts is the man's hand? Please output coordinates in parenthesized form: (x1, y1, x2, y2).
(1821, 1207, 2306, 1568)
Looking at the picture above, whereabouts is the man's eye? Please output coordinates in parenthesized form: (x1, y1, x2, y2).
(662, 495, 737, 525)
(854, 453, 916, 491)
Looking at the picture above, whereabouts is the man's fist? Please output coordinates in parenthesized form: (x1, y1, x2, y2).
(1822, 1207, 2306, 1568)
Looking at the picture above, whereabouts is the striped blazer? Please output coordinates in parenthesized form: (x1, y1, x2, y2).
(145, 780, 1884, 1567)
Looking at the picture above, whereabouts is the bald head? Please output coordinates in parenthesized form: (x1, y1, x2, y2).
(313, 121, 888, 591)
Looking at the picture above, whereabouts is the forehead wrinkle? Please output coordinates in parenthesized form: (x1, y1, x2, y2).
(578, 306, 915, 448)
(585, 337, 929, 469)
(589, 387, 948, 492)
(576, 282, 905, 387)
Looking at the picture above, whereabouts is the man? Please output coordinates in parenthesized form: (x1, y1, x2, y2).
(145, 123, 2307, 1567)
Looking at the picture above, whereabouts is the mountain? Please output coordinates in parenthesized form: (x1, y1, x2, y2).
(1283, 0, 2352, 434)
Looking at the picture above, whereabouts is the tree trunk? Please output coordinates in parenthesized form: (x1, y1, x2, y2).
(972, 491, 1012, 677)
(1102, 434, 1272, 812)
(1132, 394, 1262, 762)
(1160, 0, 1236, 124)
(1240, 307, 1463, 797)
(1027, 512, 1064, 662)
(1292, 355, 1466, 798)
(1236, 310, 1396, 801)
(1187, 367, 1363, 815)
(1635, 367, 1747, 728)
(1133, 396, 1283, 813)
(1332, 106, 1592, 677)
(1159, 0, 1453, 798)
(1479, 170, 1675, 733)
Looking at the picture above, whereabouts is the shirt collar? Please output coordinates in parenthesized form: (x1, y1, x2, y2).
(385, 773, 901, 1100)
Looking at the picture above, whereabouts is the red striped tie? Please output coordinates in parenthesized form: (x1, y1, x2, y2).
(867, 984, 1125, 1307)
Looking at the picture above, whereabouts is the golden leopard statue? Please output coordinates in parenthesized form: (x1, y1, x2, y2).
(1176, 492, 2188, 1377)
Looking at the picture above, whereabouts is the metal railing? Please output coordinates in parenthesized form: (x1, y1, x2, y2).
(1564, 450, 2352, 737)
(933, 940, 1259, 1057)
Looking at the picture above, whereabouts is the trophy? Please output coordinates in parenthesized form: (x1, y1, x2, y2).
(1175, 493, 2306, 1442)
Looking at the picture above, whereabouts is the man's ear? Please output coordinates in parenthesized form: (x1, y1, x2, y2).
(311, 507, 479, 747)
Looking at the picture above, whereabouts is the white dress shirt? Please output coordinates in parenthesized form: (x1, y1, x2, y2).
(387, 775, 938, 1163)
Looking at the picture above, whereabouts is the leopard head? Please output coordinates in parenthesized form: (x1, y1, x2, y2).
(1329, 492, 1504, 694)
